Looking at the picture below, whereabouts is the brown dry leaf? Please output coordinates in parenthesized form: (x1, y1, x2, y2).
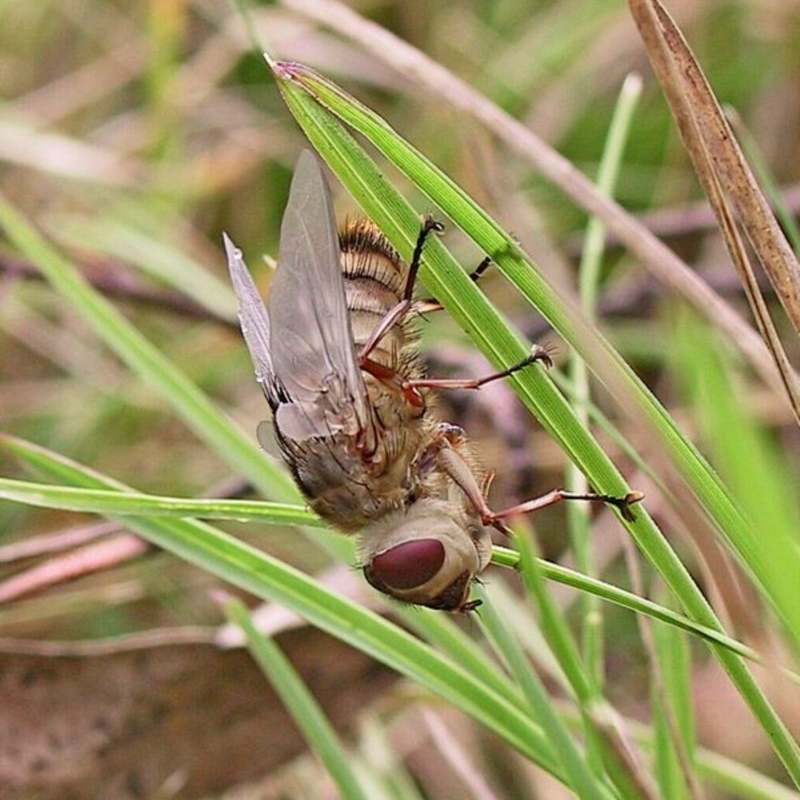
(628, 0, 800, 425)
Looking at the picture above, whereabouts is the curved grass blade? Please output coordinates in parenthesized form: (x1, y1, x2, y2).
(225, 597, 372, 800)
(265, 60, 800, 785)
(3, 468, 788, 676)
(0, 435, 566, 782)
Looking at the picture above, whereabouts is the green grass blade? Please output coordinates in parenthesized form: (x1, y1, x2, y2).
(513, 531, 656, 798)
(264, 60, 800, 785)
(4, 464, 792, 676)
(0, 435, 565, 781)
(652, 612, 695, 800)
(0, 477, 319, 526)
(225, 597, 372, 800)
(569, 71, 642, 693)
(672, 311, 800, 640)
(477, 583, 616, 800)
(0, 191, 297, 504)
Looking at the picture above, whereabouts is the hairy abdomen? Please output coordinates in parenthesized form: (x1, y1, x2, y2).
(339, 219, 423, 384)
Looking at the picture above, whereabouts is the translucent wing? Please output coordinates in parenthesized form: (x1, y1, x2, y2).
(223, 232, 279, 400)
(226, 151, 374, 445)
(264, 151, 372, 441)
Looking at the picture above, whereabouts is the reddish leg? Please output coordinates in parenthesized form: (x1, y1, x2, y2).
(360, 356, 426, 408)
(403, 344, 552, 393)
(486, 489, 645, 527)
(358, 219, 550, 402)
(362, 344, 552, 408)
(434, 439, 643, 533)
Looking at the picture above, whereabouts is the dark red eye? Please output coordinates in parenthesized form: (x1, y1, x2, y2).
(365, 539, 445, 590)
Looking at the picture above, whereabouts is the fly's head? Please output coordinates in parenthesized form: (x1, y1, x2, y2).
(359, 498, 492, 612)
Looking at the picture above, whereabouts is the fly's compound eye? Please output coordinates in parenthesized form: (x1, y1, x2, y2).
(363, 539, 478, 612)
(364, 539, 446, 591)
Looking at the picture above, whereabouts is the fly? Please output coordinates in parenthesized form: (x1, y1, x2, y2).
(224, 150, 641, 611)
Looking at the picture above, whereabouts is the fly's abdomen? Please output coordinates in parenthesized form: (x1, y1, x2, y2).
(339, 220, 423, 384)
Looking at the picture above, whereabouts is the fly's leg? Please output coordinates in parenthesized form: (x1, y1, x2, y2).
(406, 216, 446, 301)
(403, 344, 552, 394)
(433, 432, 643, 532)
(358, 218, 548, 406)
(360, 216, 494, 357)
(359, 356, 425, 409)
(431, 431, 506, 531)
(415, 256, 492, 314)
(485, 489, 645, 526)
(362, 344, 552, 409)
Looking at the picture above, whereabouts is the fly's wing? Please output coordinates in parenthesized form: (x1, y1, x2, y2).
(267, 150, 374, 443)
(223, 232, 282, 406)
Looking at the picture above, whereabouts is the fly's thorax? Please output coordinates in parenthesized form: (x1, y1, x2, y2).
(277, 424, 423, 533)
(358, 495, 492, 611)
(417, 422, 492, 501)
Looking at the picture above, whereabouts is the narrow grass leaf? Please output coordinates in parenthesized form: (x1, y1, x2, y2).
(626, 0, 800, 421)
(477, 583, 616, 800)
(569, 70, 643, 690)
(672, 313, 800, 644)
(1, 464, 774, 673)
(0, 435, 564, 780)
(226, 597, 372, 800)
(265, 61, 800, 785)
(0, 478, 319, 526)
(0, 192, 297, 504)
(514, 532, 658, 799)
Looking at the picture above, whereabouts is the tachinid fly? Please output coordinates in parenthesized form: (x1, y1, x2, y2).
(224, 150, 641, 611)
